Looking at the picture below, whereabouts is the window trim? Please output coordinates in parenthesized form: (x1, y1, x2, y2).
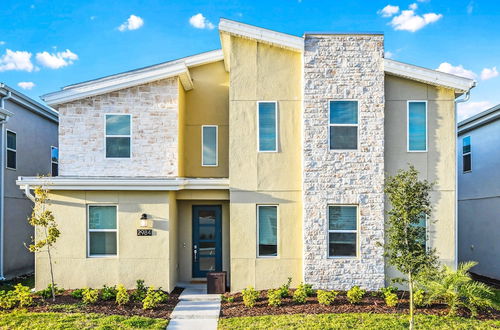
(407, 100, 428, 153)
(256, 101, 279, 153)
(462, 136, 471, 173)
(51, 146, 58, 176)
(5, 129, 17, 170)
(256, 204, 279, 258)
(104, 113, 132, 159)
(87, 204, 119, 258)
(327, 204, 359, 259)
(328, 100, 360, 151)
(201, 125, 218, 167)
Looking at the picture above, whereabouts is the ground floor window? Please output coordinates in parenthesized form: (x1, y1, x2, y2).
(88, 205, 117, 257)
(328, 205, 357, 257)
(257, 205, 278, 257)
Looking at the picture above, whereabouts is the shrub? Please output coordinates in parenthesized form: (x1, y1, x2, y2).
(347, 286, 366, 305)
(317, 290, 338, 306)
(267, 289, 282, 307)
(0, 290, 17, 309)
(71, 288, 84, 299)
(101, 285, 117, 301)
(380, 286, 397, 297)
(385, 292, 398, 307)
(116, 284, 130, 306)
(414, 289, 426, 307)
(14, 283, 33, 307)
(82, 288, 99, 305)
(242, 286, 259, 308)
(301, 283, 315, 297)
(292, 285, 308, 304)
(142, 287, 168, 310)
(132, 279, 147, 301)
(221, 295, 234, 303)
(37, 284, 62, 300)
(278, 277, 292, 298)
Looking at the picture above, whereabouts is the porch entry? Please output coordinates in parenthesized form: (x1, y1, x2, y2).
(192, 205, 222, 278)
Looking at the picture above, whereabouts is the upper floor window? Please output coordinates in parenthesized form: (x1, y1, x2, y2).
(202, 125, 218, 166)
(105, 114, 131, 158)
(257, 205, 278, 257)
(88, 205, 118, 257)
(329, 101, 358, 150)
(408, 101, 427, 152)
(51, 146, 59, 176)
(462, 136, 471, 173)
(6, 130, 16, 170)
(328, 205, 357, 257)
(257, 102, 278, 152)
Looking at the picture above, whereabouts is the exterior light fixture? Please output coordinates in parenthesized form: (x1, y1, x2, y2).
(140, 213, 148, 228)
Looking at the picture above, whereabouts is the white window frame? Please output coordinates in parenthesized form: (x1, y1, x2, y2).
(327, 204, 359, 259)
(256, 101, 278, 153)
(87, 204, 119, 258)
(328, 100, 359, 151)
(462, 136, 471, 173)
(201, 125, 218, 167)
(256, 204, 279, 258)
(407, 100, 428, 152)
(5, 129, 16, 170)
(104, 113, 132, 159)
(51, 146, 58, 176)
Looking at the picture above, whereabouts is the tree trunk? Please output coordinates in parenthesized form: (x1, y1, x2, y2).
(46, 226, 56, 302)
(408, 272, 414, 330)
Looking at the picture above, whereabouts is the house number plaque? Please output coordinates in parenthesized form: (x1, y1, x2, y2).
(137, 229, 153, 236)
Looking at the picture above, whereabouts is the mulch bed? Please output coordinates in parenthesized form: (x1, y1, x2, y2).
(220, 289, 500, 320)
(26, 287, 184, 319)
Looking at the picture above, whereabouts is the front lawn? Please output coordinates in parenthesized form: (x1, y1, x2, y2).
(0, 310, 168, 329)
(218, 313, 500, 329)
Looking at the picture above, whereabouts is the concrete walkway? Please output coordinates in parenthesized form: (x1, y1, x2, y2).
(167, 283, 221, 330)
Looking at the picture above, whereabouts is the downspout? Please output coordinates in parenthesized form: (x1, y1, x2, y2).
(454, 89, 472, 270)
(0, 89, 13, 280)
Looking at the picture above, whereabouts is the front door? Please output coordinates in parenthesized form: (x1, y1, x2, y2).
(192, 205, 222, 278)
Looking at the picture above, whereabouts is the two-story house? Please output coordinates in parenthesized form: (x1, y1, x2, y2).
(17, 20, 475, 292)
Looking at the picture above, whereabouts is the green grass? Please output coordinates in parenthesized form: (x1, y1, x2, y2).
(0, 310, 168, 329)
(0, 275, 35, 292)
(218, 313, 500, 330)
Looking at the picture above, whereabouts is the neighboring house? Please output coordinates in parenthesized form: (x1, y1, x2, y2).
(457, 105, 500, 281)
(17, 20, 475, 292)
(0, 83, 59, 280)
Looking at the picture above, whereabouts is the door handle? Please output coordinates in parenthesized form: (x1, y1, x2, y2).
(194, 244, 198, 262)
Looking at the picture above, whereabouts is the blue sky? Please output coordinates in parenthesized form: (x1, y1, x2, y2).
(1, 0, 498, 120)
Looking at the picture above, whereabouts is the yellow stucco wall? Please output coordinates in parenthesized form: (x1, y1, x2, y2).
(183, 61, 229, 178)
(384, 75, 457, 283)
(226, 35, 303, 292)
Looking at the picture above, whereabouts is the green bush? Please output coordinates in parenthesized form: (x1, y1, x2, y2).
(82, 288, 99, 305)
(414, 289, 426, 307)
(14, 284, 32, 307)
(317, 290, 338, 306)
(36, 284, 62, 300)
(278, 277, 292, 298)
(347, 286, 366, 305)
(116, 284, 130, 306)
(221, 295, 234, 303)
(0, 290, 17, 309)
(242, 286, 259, 308)
(71, 288, 84, 299)
(132, 279, 147, 301)
(379, 286, 397, 297)
(292, 285, 308, 304)
(101, 285, 117, 301)
(385, 292, 398, 307)
(267, 289, 282, 307)
(142, 287, 168, 310)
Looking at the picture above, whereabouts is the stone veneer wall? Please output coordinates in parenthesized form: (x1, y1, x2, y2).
(57, 78, 179, 177)
(302, 34, 385, 290)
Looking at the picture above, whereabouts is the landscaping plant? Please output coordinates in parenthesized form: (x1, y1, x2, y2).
(292, 284, 308, 304)
(133, 279, 147, 301)
(71, 288, 84, 299)
(142, 287, 168, 310)
(27, 184, 61, 302)
(101, 285, 117, 301)
(267, 289, 282, 307)
(221, 294, 234, 303)
(317, 290, 338, 306)
(82, 288, 99, 305)
(14, 284, 33, 307)
(116, 284, 130, 306)
(0, 290, 17, 309)
(347, 286, 366, 304)
(413, 289, 426, 307)
(242, 286, 259, 308)
(278, 277, 292, 298)
(37, 284, 62, 300)
(383, 166, 439, 329)
(384, 292, 398, 307)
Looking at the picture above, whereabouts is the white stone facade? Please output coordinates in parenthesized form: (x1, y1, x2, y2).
(57, 78, 179, 177)
(302, 34, 386, 290)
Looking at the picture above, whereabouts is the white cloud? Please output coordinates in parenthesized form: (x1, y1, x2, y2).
(385, 51, 394, 59)
(17, 81, 35, 90)
(90, 16, 96, 20)
(480, 67, 498, 80)
(36, 49, 78, 69)
(118, 15, 144, 32)
(189, 13, 215, 30)
(0, 49, 34, 72)
(457, 101, 493, 121)
(385, 4, 442, 32)
(378, 5, 400, 17)
(436, 62, 477, 80)
(409, 3, 418, 10)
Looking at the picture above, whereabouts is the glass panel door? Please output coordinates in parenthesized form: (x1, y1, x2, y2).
(192, 205, 222, 278)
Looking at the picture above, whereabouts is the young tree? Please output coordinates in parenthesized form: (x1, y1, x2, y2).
(384, 165, 439, 330)
(27, 185, 60, 301)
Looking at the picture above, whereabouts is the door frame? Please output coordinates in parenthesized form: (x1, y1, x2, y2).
(192, 205, 223, 278)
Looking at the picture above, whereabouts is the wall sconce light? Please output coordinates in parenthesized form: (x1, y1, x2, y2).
(140, 213, 148, 228)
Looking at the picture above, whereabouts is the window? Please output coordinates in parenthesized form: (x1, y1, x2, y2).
(6, 130, 16, 169)
(414, 214, 427, 250)
(408, 101, 427, 151)
(202, 125, 218, 166)
(463, 136, 471, 173)
(328, 205, 357, 257)
(257, 205, 278, 257)
(329, 101, 358, 150)
(257, 102, 278, 152)
(105, 114, 131, 158)
(88, 205, 117, 257)
(51, 146, 59, 176)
